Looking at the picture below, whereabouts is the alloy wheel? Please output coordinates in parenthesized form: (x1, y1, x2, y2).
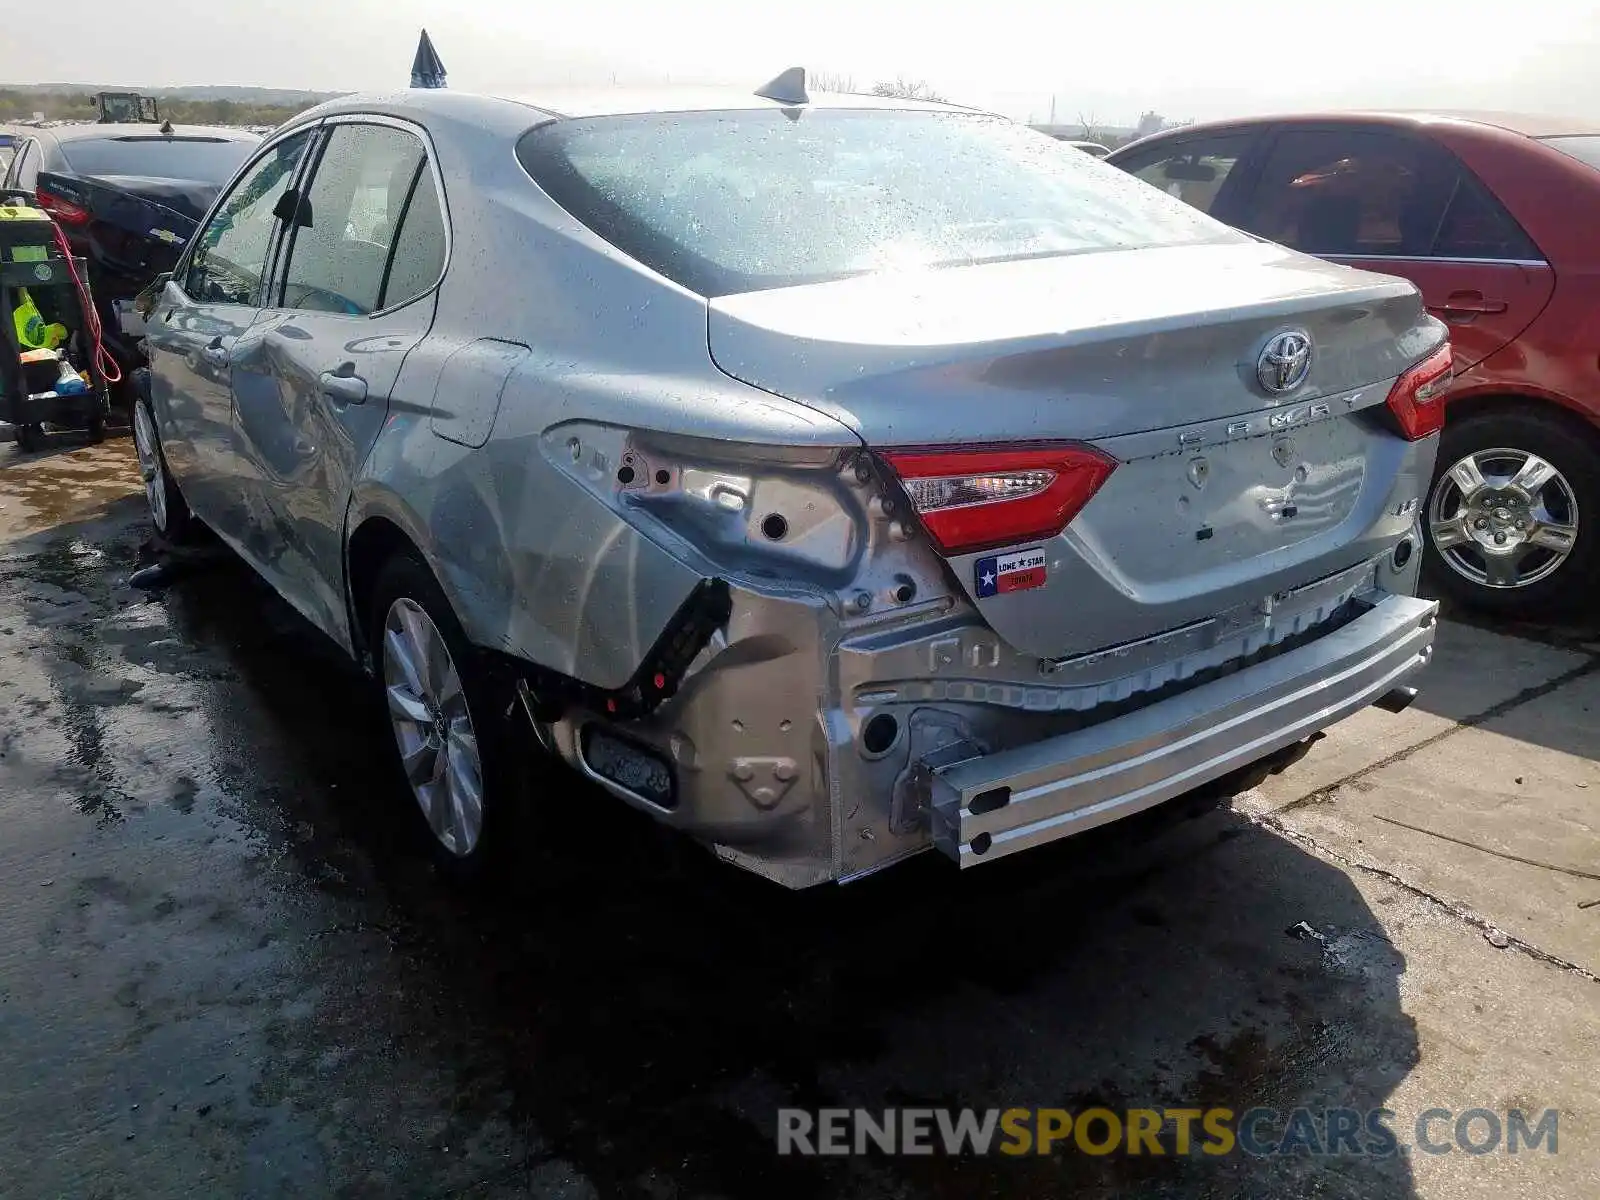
(131, 402, 169, 533)
(380, 597, 485, 857)
(1428, 446, 1579, 590)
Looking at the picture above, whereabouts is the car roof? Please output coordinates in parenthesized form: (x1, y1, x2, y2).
(299, 84, 986, 128)
(1124, 109, 1600, 145)
(507, 85, 969, 119)
(37, 123, 263, 144)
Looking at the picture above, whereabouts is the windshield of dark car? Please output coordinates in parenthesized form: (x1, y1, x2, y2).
(58, 135, 258, 183)
(516, 109, 1243, 296)
(1539, 134, 1600, 171)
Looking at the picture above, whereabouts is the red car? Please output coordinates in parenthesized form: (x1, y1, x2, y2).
(1109, 112, 1600, 617)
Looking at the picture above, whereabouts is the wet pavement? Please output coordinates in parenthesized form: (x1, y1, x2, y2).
(1, 436, 1598, 1199)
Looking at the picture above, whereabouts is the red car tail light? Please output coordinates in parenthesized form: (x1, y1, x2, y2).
(878, 443, 1118, 556)
(35, 186, 91, 226)
(1385, 343, 1453, 441)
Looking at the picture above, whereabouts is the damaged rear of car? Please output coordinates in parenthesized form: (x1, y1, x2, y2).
(138, 88, 1443, 889)
(500, 103, 1444, 885)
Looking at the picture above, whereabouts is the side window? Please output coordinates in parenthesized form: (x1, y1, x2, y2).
(379, 166, 447, 309)
(1238, 129, 1449, 257)
(1432, 172, 1540, 261)
(1122, 136, 1255, 214)
(185, 130, 313, 306)
(279, 123, 437, 316)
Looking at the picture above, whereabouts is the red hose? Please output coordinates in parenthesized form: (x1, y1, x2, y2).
(50, 222, 122, 386)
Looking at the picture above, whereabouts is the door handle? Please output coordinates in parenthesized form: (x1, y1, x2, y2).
(319, 368, 368, 406)
(1435, 291, 1509, 318)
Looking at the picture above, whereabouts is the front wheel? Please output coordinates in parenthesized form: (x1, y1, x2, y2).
(368, 554, 512, 879)
(1424, 410, 1600, 618)
(131, 393, 193, 543)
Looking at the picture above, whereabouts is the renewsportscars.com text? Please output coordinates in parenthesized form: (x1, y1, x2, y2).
(777, 1107, 1559, 1158)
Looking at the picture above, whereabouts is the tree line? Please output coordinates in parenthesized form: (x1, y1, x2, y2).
(0, 88, 313, 128)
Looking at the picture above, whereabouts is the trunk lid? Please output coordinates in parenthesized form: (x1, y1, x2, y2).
(708, 241, 1443, 660)
(38, 170, 212, 297)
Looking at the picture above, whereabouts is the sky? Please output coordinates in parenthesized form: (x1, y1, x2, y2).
(5, 0, 1600, 126)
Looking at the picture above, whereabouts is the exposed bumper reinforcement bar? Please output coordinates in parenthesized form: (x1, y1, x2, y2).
(927, 593, 1439, 867)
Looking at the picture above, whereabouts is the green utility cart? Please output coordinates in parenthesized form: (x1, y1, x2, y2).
(1, 194, 110, 452)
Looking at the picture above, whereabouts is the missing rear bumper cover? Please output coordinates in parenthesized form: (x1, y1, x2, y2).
(502, 578, 733, 722)
(927, 594, 1438, 867)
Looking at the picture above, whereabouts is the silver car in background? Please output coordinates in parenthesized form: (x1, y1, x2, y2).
(132, 75, 1448, 888)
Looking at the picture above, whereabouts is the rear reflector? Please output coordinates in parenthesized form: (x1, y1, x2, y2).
(35, 187, 90, 226)
(1385, 343, 1453, 440)
(878, 443, 1118, 555)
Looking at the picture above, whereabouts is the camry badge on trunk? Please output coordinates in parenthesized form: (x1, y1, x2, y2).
(1257, 330, 1313, 395)
(976, 548, 1048, 597)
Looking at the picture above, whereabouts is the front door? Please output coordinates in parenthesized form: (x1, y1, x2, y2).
(230, 118, 448, 646)
(141, 129, 315, 535)
(1230, 126, 1555, 374)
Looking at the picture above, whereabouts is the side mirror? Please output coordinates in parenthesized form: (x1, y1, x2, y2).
(272, 188, 312, 228)
(134, 272, 173, 319)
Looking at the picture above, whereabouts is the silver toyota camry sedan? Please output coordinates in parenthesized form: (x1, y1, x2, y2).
(131, 73, 1448, 888)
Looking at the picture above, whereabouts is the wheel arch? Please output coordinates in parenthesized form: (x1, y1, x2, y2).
(1443, 389, 1600, 449)
(345, 500, 436, 672)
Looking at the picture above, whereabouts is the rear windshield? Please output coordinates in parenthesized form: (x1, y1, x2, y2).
(1539, 135, 1600, 171)
(59, 136, 258, 183)
(517, 109, 1242, 296)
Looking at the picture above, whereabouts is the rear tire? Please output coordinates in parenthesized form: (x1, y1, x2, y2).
(1424, 409, 1600, 618)
(368, 553, 514, 882)
(131, 390, 193, 544)
(14, 422, 44, 453)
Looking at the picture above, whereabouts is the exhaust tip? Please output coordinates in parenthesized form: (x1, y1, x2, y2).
(1375, 686, 1419, 714)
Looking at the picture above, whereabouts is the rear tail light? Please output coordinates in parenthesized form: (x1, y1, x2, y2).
(878, 443, 1118, 556)
(1384, 342, 1453, 440)
(35, 186, 90, 225)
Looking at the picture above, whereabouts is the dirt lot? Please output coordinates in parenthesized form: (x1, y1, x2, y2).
(1, 435, 1597, 1199)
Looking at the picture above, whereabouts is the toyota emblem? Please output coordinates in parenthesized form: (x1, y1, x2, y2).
(1257, 330, 1313, 395)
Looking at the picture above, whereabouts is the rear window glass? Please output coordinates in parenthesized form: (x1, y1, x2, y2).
(58, 136, 258, 183)
(1539, 135, 1600, 171)
(1433, 174, 1540, 260)
(517, 110, 1242, 297)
